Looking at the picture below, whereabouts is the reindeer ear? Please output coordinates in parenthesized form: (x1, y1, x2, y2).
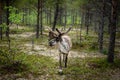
(56, 28, 61, 34)
(64, 27, 72, 34)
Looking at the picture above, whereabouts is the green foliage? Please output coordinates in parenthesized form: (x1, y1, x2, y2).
(0, 47, 56, 75)
(0, 48, 29, 74)
(24, 55, 56, 75)
(8, 6, 23, 24)
(0, 48, 22, 64)
(63, 57, 120, 80)
(88, 58, 120, 69)
(0, 23, 8, 32)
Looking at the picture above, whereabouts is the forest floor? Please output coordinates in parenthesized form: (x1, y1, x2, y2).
(0, 26, 120, 80)
(10, 31, 107, 61)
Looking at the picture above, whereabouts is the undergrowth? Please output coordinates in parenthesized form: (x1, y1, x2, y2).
(0, 47, 57, 76)
(0, 46, 120, 80)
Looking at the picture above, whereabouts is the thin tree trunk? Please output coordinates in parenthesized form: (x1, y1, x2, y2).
(24, 8, 27, 25)
(22, 8, 25, 24)
(0, 27, 2, 40)
(99, 19, 104, 53)
(94, 22, 97, 33)
(0, 1, 2, 24)
(40, 0, 43, 35)
(36, 0, 40, 38)
(64, 7, 67, 30)
(49, 8, 52, 27)
(86, 8, 89, 35)
(108, 16, 111, 34)
(46, 8, 49, 25)
(107, 0, 117, 63)
(52, 0, 59, 31)
(59, 7, 62, 26)
(6, 0, 10, 49)
(80, 12, 84, 43)
(75, 10, 78, 25)
(99, 0, 105, 53)
(28, 8, 31, 26)
(71, 9, 72, 26)
(6, 0, 10, 38)
(72, 9, 74, 26)
(0, 1, 2, 40)
(71, 9, 74, 26)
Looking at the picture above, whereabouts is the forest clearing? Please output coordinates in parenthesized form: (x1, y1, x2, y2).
(0, 0, 120, 80)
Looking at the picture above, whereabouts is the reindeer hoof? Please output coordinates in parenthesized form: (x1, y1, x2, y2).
(58, 69, 63, 75)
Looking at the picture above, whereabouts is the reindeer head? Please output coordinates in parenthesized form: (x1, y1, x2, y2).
(48, 27, 72, 46)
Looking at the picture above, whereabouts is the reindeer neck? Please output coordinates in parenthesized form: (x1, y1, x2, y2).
(58, 35, 72, 54)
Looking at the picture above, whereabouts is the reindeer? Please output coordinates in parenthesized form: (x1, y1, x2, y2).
(48, 27, 72, 73)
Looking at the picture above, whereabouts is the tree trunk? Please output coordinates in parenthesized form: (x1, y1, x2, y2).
(58, 7, 63, 26)
(99, 19, 104, 53)
(0, 1, 2, 40)
(98, 0, 105, 53)
(49, 8, 52, 27)
(70, 9, 74, 26)
(80, 12, 84, 43)
(6, 0, 10, 49)
(6, 0, 10, 38)
(94, 22, 97, 33)
(72, 9, 75, 26)
(75, 10, 78, 25)
(85, 8, 90, 35)
(0, 1, 2, 24)
(107, 0, 117, 63)
(46, 8, 49, 25)
(64, 7, 67, 30)
(36, 0, 40, 38)
(52, 0, 59, 31)
(0, 27, 2, 40)
(40, 0, 43, 35)
(108, 15, 111, 34)
(22, 8, 25, 24)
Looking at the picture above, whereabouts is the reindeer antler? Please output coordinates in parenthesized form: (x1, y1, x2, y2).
(64, 27, 72, 34)
(47, 27, 52, 31)
(47, 27, 58, 36)
(56, 27, 72, 35)
(56, 28, 62, 34)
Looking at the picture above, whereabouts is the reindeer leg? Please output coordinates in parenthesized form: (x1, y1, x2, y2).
(63, 54, 65, 62)
(65, 54, 68, 68)
(59, 52, 62, 69)
(59, 52, 63, 74)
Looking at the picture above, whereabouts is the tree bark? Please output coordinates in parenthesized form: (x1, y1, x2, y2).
(58, 7, 63, 26)
(107, 0, 118, 63)
(0, 1, 2, 40)
(36, 0, 40, 38)
(64, 7, 67, 30)
(0, 27, 2, 40)
(98, 0, 105, 53)
(80, 12, 84, 43)
(6, 0, 10, 38)
(85, 8, 90, 35)
(0, 1, 2, 24)
(40, 0, 43, 35)
(49, 8, 52, 27)
(46, 8, 49, 25)
(52, 0, 59, 31)
(22, 8, 25, 24)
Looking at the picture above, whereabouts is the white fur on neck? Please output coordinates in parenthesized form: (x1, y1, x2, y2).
(58, 35, 72, 54)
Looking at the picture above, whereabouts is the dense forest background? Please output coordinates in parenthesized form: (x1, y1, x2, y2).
(0, 0, 120, 80)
